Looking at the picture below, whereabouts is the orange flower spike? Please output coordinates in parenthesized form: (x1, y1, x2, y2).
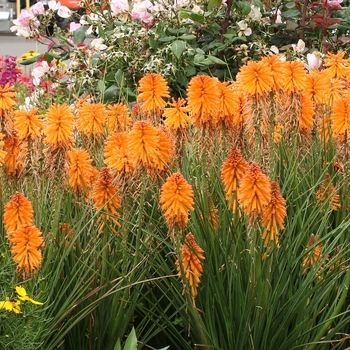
(13, 107, 44, 140)
(10, 224, 44, 277)
(316, 173, 341, 211)
(304, 70, 326, 105)
(92, 167, 121, 230)
(297, 94, 315, 135)
(261, 181, 287, 247)
(0, 83, 16, 110)
(238, 163, 271, 218)
(175, 233, 205, 303)
(76, 101, 106, 136)
(128, 120, 159, 167)
(284, 61, 308, 93)
(302, 234, 322, 273)
(66, 148, 95, 193)
(105, 103, 132, 133)
(137, 73, 170, 116)
(217, 81, 239, 124)
(261, 55, 289, 91)
(163, 98, 191, 130)
(221, 148, 248, 212)
(236, 60, 273, 96)
(331, 97, 350, 137)
(186, 75, 221, 128)
(104, 131, 134, 173)
(3, 192, 34, 234)
(0, 133, 7, 165)
(3, 131, 21, 176)
(44, 103, 74, 146)
(160, 173, 195, 230)
(323, 51, 347, 78)
(153, 126, 174, 172)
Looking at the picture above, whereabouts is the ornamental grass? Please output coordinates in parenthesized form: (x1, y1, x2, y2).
(1, 53, 350, 350)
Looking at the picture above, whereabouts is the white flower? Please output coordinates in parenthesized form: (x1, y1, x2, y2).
(32, 61, 50, 86)
(48, 0, 61, 11)
(248, 5, 262, 21)
(191, 5, 203, 14)
(237, 20, 252, 37)
(292, 39, 305, 54)
(57, 6, 71, 18)
(16, 27, 31, 37)
(270, 45, 279, 54)
(90, 38, 107, 51)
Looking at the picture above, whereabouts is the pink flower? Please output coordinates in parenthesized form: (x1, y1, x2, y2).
(30, 2, 45, 15)
(12, 11, 34, 27)
(111, 0, 129, 16)
(57, 6, 71, 18)
(305, 53, 322, 71)
(69, 22, 81, 32)
(131, 0, 154, 24)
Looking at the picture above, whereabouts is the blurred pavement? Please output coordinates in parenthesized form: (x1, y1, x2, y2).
(0, 33, 48, 57)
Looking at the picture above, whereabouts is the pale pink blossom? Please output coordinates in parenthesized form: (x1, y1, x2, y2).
(30, 2, 45, 15)
(305, 53, 322, 70)
(48, 0, 61, 11)
(110, 0, 129, 16)
(90, 38, 108, 51)
(32, 61, 50, 86)
(131, 0, 154, 24)
(69, 22, 81, 32)
(12, 11, 34, 27)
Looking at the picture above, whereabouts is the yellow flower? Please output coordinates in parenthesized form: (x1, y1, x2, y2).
(15, 286, 43, 305)
(237, 60, 273, 96)
(3, 192, 34, 234)
(137, 73, 170, 117)
(160, 173, 194, 230)
(10, 224, 44, 277)
(221, 148, 248, 213)
(0, 298, 21, 314)
(261, 181, 287, 247)
(238, 163, 271, 219)
(13, 107, 43, 140)
(163, 98, 190, 130)
(175, 233, 205, 307)
(0, 83, 16, 111)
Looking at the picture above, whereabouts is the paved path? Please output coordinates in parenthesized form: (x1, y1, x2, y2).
(0, 34, 48, 58)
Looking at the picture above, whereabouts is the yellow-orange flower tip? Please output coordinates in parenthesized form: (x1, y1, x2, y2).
(13, 107, 44, 140)
(221, 148, 248, 212)
(284, 61, 308, 93)
(66, 148, 95, 193)
(261, 181, 287, 247)
(316, 173, 341, 211)
(302, 234, 322, 273)
(186, 75, 221, 128)
(106, 103, 132, 133)
(175, 233, 205, 304)
(236, 60, 273, 96)
(76, 101, 106, 136)
(104, 131, 134, 173)
(10, 224, 44, 277)
(163, 98, 191, 130)
(44, 103, 74, 146)
(136, 73, 170, 116)
(0, 132, 7, 166)
(323, 51, 347, 78)
(0, 83, 16, 110)
(331, 97, 350, 137)
(159, 173, 194, 230)
(238, 163, 271, 218)
(93, 167, 121, 231)
(3, 192, 34, 234)
(261, 55, 289, 91)
(128, 120, 159, 167)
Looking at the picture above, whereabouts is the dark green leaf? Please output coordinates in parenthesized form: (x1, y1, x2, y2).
(97, 80, 106, 94)
(184, 66, 196, 76)
(236, 1, 251, 15)
(158, 36, 176, 42)
(178, 34, 196, 41)
(104, 85, 119, 100)
(114, 70, 124, 85)
(208, 55, 227, 65)
(73, 25, 87, 44)
(282, 9, 301, 17)
(171, 40, 186, 59)
(208, 0, 222, 10)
